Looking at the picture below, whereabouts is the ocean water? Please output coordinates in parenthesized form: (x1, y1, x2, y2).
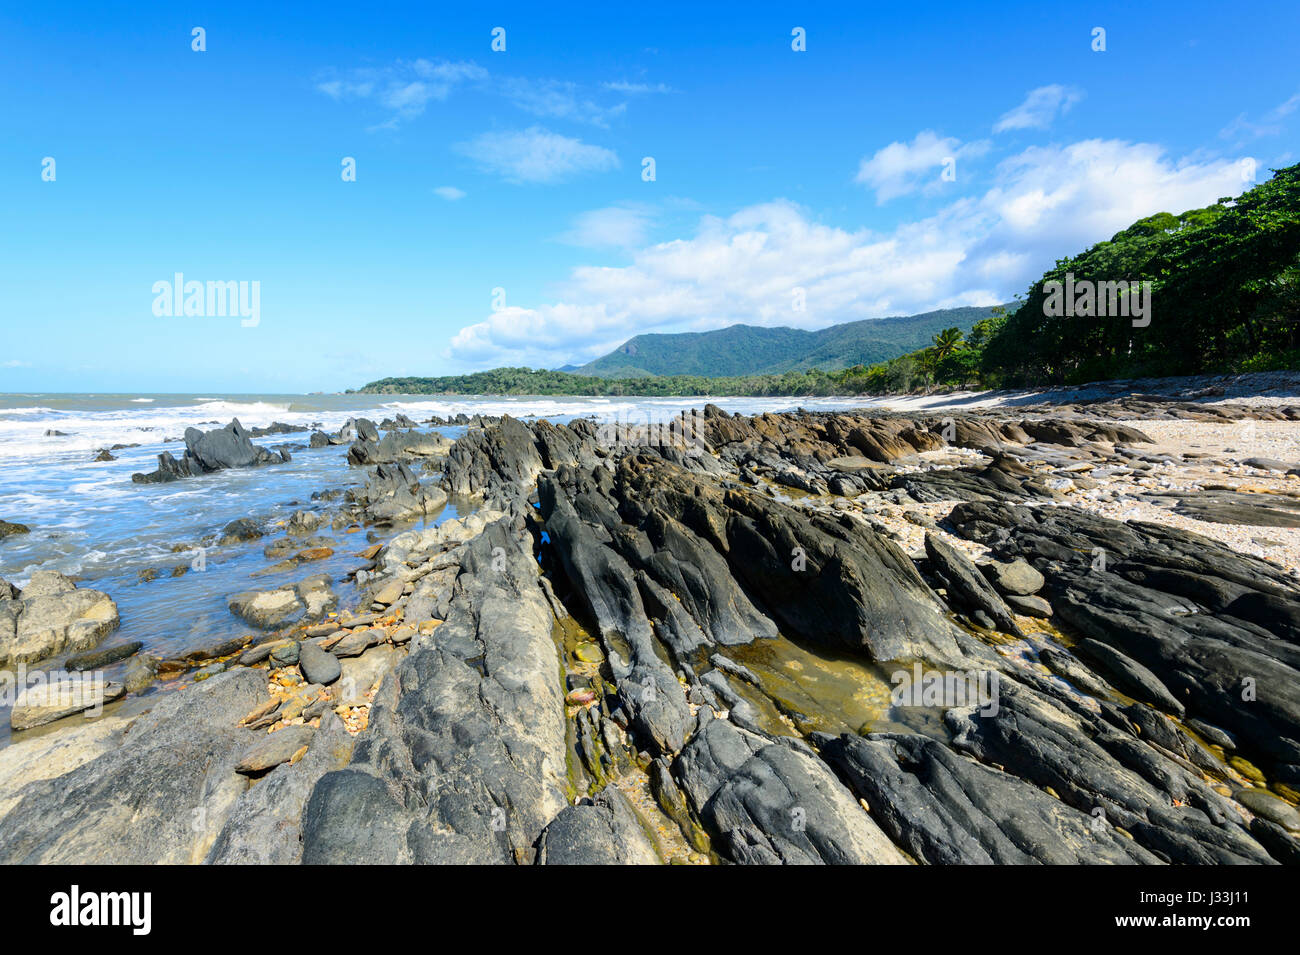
(0, 392, 880, 689)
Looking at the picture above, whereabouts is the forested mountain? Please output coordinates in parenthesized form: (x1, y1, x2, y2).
(573, 306, 1002, 377)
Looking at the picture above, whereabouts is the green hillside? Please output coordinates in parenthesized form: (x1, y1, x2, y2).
(851, 162, 1300, 393)
(573, 306, 1003, 378)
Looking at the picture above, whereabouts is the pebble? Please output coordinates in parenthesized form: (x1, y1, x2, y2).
(269, 641, 301, 666)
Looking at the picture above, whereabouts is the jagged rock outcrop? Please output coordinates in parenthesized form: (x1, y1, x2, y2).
(301, 517, 569, 864)
(132, 418, 290, 484)
(347, 429, 452, 466)
(945, 500, 1300, 773)
(347, 462, 448, 524)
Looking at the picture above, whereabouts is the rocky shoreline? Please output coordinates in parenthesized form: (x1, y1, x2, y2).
(1, 393, 1299, 864)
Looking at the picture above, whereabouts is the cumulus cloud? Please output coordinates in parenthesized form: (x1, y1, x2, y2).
(455, 127, 620, 183)
(448, 139, 1249, 368)
(854, 130, 991, 203)
(433, 186, 466, 200)
(993, 85, 1084, 132)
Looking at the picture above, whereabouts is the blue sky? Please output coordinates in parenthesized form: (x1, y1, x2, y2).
(2, 0, 1298, 392)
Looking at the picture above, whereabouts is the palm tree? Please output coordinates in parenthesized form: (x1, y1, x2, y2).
(931, 326, 964, 361)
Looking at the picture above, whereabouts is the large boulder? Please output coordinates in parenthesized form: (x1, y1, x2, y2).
(132, 419, 289, 484)
(815, 732, 1158, 864)
(673, 715, 907, 864)
(350, 462, 448, 524)
(441, 415, 547, 503)
(347, 429, 452, 466)
(0, 571, 120, 667)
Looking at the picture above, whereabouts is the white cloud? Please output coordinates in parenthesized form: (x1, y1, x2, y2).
(1, 360, 30, 368)
(499, 77, 627, 127)
(1221, 89, 1300, 141)
(854, 131, 991, 203)
(448, 139, 1249, 368)
(559, 203, 656, 248)
(455, 127, 620, 184)
(315, 59, 487, 124)
(318, 61, 656, 130)
(602, 81, 675, 94)
(433, 186, 466, 200)
(993, 85, 1084, 132)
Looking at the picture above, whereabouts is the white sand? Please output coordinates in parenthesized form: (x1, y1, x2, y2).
(834, 418, 1300, 577)
(869, 370, 1300, 412)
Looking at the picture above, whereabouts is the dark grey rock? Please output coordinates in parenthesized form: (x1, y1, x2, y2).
(924, 532, 1022, 636)
(298, 642, 340, 685)
(0, 669, 267, 863)
(981, 557, 1045, 596)
(535, 787, 660, 864)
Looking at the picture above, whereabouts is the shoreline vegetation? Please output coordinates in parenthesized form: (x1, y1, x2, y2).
(357, 163, 1300, 399)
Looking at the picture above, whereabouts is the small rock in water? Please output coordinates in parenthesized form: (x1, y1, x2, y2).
(10, 679, 126, 731)
(1186, 718, 1236, 751)
(65, 641, 143, 671)
(574, 641, 604, 664)
(123, 654, 159, 693)
(193, 661, 226, 681)
(220, 517, 264, 545)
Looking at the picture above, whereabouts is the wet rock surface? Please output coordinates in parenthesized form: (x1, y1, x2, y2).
(132, 418, 290, 484)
